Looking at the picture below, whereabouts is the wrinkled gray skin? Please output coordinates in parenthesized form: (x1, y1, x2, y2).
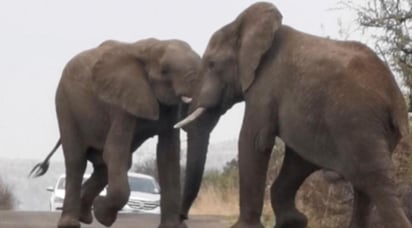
(34, 38, 211, 228)
(177, 2, 411, 228)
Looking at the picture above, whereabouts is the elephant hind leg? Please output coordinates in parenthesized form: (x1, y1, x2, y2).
(58, 130, 88, 228)
(352, 173, 411, 228)
(345, 146, 411, 228)
(349, 189, 372, 228)
(271, 146, 319, 228)
(79, 149, 108, 224)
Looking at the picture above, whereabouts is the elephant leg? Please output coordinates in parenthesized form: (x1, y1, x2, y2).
(157, 127, 186, 228)
(345, 143, 411, 228)
(93, 113, 135, 227)
(348, 189, 372, 228)
(79, 150, 107, 224)
(271, 146, 319, 228)
(58, 133, 87, 228)
(352, 172, 410, 228)
(232, 106, 275, 228)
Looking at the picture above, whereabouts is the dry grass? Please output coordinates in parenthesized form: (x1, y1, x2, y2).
(190, 186, 239, 216)
(296, 172, 352, 228)
(190, 185, 275, 226)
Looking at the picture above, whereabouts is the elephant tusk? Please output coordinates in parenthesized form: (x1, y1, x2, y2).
(181, 96, 193, 104)
(174, 107, 206, 128)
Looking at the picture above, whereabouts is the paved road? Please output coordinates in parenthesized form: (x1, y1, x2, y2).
(0, 211, 228, 228)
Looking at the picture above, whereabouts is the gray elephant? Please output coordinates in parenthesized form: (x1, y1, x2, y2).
(176, 2, 411, 228)
(29, 38, 219, 228)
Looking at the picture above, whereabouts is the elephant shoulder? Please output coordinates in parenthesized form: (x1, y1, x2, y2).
(62, 41, 128, 84)
(61, 48, 103, 84)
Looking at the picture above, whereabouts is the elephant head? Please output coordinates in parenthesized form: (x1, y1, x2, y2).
(92, 38, 200, 120)
(175, 2, 282, 127)
(176, 2, 283, 219)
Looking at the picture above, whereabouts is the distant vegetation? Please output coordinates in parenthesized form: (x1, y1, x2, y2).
(0, 175, 15, 210)
(341, 0, 412, 110)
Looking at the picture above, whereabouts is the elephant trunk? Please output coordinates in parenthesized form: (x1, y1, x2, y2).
(175, 70, 226, 129)
(181, 130, 209, 220)
(181, 109, 220, 220)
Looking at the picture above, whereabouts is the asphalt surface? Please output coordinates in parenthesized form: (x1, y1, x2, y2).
(0, 211, 228, 228)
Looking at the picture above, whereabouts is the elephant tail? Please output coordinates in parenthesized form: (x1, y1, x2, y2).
(28, 138, 61, 178)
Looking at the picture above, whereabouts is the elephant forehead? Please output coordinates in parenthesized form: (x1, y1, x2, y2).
(162, 49, 199, 70)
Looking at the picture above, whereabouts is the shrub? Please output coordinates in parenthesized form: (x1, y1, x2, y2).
(0, 176, 15, 210)
(190, 159, 239, 216)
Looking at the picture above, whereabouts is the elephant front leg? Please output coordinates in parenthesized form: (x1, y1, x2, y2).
(157, 128, 186, 228)
(79, 152, 108, 224)
(93, 113, 136, 227)
(232, 107, 275, 228)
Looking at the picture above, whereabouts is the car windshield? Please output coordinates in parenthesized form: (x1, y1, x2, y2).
(57, 177, 66, 190)
(128, 176, 159, 194)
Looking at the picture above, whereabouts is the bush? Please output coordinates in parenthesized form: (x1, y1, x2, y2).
(0, 176, 15, 210)
(202, 159, 239, 193)
(190, 159, 239, 216)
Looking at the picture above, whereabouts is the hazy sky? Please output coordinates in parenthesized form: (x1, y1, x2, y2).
(0, 0, 357, 160)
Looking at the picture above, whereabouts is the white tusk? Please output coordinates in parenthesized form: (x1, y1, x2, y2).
(181, 96, 192, 104)
(174, 107, 206, 129)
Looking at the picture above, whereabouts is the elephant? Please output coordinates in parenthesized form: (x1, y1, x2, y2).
(176, 2, 411, 228)
(29, 38, 220, 228)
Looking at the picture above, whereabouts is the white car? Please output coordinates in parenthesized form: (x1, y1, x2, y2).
(47, 172, 160, 214)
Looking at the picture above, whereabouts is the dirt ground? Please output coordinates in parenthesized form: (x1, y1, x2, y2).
(0, 211, 228, 228)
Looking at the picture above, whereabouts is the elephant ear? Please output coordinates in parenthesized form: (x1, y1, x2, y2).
(91, 45, 159, 120)
(237, 2, 282, 93)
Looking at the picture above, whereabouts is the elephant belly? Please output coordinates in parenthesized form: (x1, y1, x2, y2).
(278, 105, 344, 171)
(280, 126, 340, 171)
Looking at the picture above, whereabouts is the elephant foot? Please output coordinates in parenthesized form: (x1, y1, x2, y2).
(93, 196, 118, 227)
(230, 220, 264, 228)
(58, 214, 81, 228)
(180, 212, 188, 221)
(79, 208, 93, 224)
(158, 221, 188, 228)
(275, 210, 307, 228)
